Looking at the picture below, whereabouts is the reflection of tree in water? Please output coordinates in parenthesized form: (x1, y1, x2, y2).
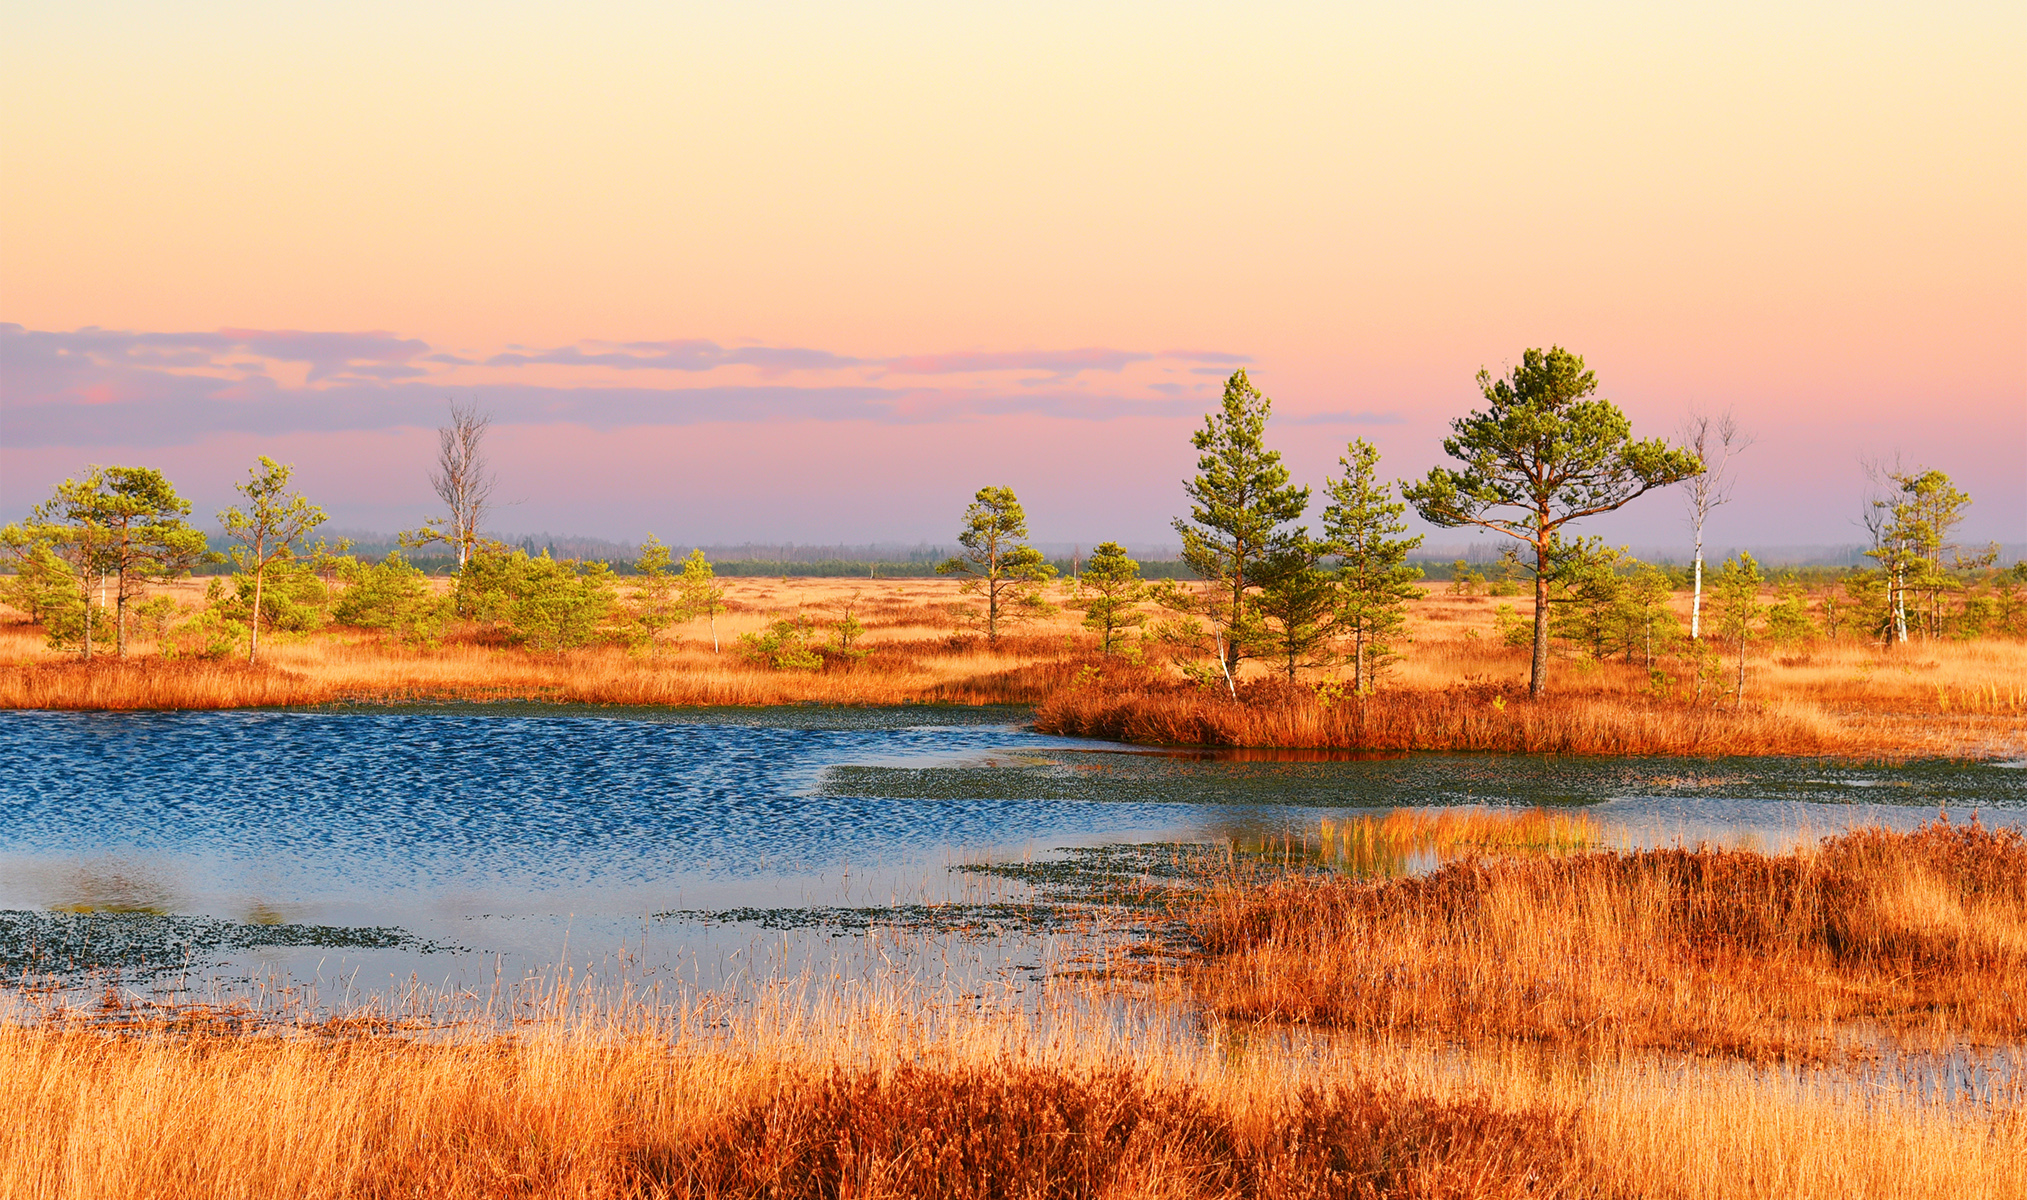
(51, 859, 177, 916)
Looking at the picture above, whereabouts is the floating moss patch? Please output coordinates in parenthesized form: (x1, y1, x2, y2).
(654, 902, 1079, 935)
(0, 910, 447, 981)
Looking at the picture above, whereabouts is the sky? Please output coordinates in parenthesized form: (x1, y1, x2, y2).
(3, 1, 2022, 554)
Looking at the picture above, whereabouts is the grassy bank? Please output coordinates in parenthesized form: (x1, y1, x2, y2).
(1184, 816, 2027, 1063)
(1033, 680, 1853, 756)
(4, 577, 2023, 758)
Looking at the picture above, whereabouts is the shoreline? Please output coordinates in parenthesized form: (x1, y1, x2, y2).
(6, 576, 2023, 762)
(4, 671, 2022, 763)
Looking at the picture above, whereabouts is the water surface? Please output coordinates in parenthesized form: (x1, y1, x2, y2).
(4, 705, 2021, 997)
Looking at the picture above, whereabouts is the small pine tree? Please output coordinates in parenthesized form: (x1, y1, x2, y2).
(1255, 554, 1338, 682)
(938, 486, 1056, 643)
(1711, 552, 1766, 703)
(738, 616, 824, 670)
(508, 553, 618, 653)
(679, 550, 726, 652)
(1765, 576, 1816, 646)
(1077, 542, 1146, 655)
(332, 551, 450, 644)
(1322, 439, 1423, 693)
(629, 535, 682, 652)
(1613, 561, 1681, 668)
(0, 539, 82, 628)
(1548, 540, 1627, 661)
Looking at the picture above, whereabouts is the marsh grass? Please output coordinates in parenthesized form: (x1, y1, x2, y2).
(1, 945, 2021, 1199)
(1183, 816, 2027, 1064)
(2, 817, 2024, 1197)
(3, 579, 2022, 758)
(1035, 680, 1851, 756)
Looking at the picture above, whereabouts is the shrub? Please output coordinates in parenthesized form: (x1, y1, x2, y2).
(738, 616, 824, 670)
(217, 558, 329, 634)
(334, 552, 451, 644)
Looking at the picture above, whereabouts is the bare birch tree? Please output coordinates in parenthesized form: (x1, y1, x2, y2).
(403, 401, 496, 568)
(1679, 411, 1751, 641)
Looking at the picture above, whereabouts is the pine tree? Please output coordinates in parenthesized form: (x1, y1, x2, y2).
(218, 456, 327, 664)
(1711, 553, 1766, 704)
(938, 486, 1055, 643)
(1320, 439, 1423, 693)
(1173, 370, 1310, 679)
(32, 467, 211, 657)
(1255, 552, 1338, 682)
(678, 550, 726, 652)
(1077, 542, 1146, 655)
(1404, 348, 1701, 697)
(629, 535, 682, 651)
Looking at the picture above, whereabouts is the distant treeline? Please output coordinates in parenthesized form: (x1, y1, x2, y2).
(66, 542, 1961, 588)
(707, 557, 1204, 580)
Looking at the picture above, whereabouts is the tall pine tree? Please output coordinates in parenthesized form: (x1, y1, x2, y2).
(1173, 370, 1311, 679)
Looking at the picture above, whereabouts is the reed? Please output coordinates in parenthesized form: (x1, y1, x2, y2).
(1, 965, 2018, 1199)
(1034, 680, 1851, 756)
(1183, 816, 2027, 1062)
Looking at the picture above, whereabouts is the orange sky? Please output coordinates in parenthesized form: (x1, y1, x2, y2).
(3, 2, 2022, 548)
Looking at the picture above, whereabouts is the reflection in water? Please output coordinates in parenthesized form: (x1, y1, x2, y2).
(45, 860, 176, 916)
(1, 706, 2021, 996)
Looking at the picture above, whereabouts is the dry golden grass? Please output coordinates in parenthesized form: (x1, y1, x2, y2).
(1035, 678, 1856, 756)
(1184, 816, 2027, 1063)
(0, 577, 1094, 710)
(3, 816, 2023, 1197)
(0, 972, 2019, 1198)
(3, 577, 2022, 758)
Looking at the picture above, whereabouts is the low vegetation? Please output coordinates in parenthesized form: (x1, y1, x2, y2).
(1, 575, 2023, 758)
(4, 814, 2023, 1198)
(1184, 816, 2027, 1062)
(6, 357, 2021, 760)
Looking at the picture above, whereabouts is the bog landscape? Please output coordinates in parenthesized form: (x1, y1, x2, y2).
(3, 5, 2022, 1198)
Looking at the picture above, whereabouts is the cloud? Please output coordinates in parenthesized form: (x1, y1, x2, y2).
(0, 324, 1227, 448)
(482, 341, 864, 372)
(483, 342, 1168, 379)
(1278, 410, 1406, 426)
(878, 348, 1151, 377)
(1163, 350, 1252, 364)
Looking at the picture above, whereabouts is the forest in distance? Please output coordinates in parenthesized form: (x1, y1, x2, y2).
(4, 350, 2022, 758)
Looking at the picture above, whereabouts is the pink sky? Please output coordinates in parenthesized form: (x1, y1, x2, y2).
(3, 2, 2022, 552)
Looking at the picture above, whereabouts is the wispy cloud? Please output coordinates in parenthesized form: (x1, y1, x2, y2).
(482, 341, 864, 373)
(0, 325, 1224, 447)
(1278, 410, 1405, 426)
(879, 348, 1150, 377)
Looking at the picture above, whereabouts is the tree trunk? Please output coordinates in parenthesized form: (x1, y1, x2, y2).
(1690, 545, 1704, 640)
(249, 563, 264, 664)
(1529, 537, 1549, 698)
(115, 565, 128, 658)
(1893, 566, 1907, 643)
(1227, 573, 1245, 678)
